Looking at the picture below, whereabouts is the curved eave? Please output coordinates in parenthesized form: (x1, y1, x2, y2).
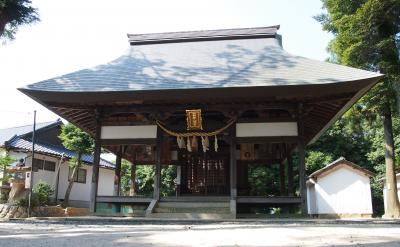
(18, 76, 382, 105)
(18, 74, 383, 145)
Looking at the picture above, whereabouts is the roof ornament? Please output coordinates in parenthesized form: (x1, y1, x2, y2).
(155, 111, 236, 153)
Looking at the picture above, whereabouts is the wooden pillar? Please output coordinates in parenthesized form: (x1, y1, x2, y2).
(229, 125, 237, 217)
(287, 154, 294, 196)
(153, 127, 162, 200)
(90, 111, 102, 213)
(114, 146, 122, 196)
(297, 104, 308, 215)
(279, 162, 286, 196)
(129, 147, 137, 196)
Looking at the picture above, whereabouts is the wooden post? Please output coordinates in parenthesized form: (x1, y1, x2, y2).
(114, 146, 122, 196)
(90, 111, 102, 214)
(279, 162, 286, 196)
(129, 147, 137, 196)
(297, 104, 308, 215)
(229, 125, 237, 217)
(287, 154, 294, 196)
(154, 127, 162, 200)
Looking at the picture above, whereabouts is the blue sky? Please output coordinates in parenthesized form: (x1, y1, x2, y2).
(0, 0, 332, 128)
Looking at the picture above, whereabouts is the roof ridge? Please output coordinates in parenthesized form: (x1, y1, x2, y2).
(127, 26, 280, 45)
(0, 119, 60, 131)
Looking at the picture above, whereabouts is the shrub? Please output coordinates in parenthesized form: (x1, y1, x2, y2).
(16, 195, 39, 208)
(33, 181, 54, 206)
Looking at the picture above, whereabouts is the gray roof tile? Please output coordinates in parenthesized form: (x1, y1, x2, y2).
(8, 136, 115, 169)
(22, 31, 381, 93)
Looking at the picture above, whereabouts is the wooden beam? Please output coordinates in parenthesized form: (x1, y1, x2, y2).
(96, 196, 152, 203)
(236, 136, 298, 144)
(89, 110, 102, 213)
(237, 196, 301, 204)
(101, 102, 298, 117)
(101, 138, 156, 145)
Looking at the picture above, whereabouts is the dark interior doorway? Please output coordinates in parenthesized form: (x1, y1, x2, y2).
(179, 144, 229, 196)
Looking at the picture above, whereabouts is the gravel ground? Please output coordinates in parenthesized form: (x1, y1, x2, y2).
(1, 219, 400, 246)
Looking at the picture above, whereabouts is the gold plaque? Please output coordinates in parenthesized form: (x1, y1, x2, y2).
(186, 109, 203, 130)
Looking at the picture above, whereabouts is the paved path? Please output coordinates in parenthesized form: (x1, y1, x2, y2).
(0, 219, 400, 246)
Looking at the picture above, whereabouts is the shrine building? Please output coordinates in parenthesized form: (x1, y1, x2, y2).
(19, 26, 383, 218)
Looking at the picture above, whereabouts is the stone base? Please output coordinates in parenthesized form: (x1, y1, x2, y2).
(65, 207, 89, 216)
(313, 213, 372, 219)
(0, 204, 90, 218)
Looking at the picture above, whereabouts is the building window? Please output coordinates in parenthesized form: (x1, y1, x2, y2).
(68, 167, 87, 184)
(32, 158, 44, 172)
(44, 161, 56, 171)
(32, 158, 56, 172)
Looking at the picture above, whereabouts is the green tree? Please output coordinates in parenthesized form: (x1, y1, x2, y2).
(0, 0, 39, 40)
(306, 151, 333, 174)
(316, 0, 400, 218)
(0, 153, 14, 183)
(58, 123, 94, 207)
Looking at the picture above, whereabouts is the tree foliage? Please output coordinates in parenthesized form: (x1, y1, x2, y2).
(120, 162, 176, 197)
(58, 123, 94, 207)
(0, 153, 15, 182)
(316, 0, 400, 113)
(0, 0, 39, 40)
(59, 123, 94, 156)
(315, 0, 400, 217)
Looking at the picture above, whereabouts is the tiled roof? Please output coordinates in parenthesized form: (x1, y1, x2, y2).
(0, 120, 60, 146)
(7, 136, 115, 169)
(21, 27, 381, 93)
(308, 157, 374, 179)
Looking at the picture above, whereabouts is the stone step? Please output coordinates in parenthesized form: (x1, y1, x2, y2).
(149, 212, 234, 220)
(154, 207, 230, 214)
(157, 202, 230, 208)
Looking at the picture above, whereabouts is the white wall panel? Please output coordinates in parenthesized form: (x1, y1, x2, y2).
(101, 125, 157, 139)
(236, 122, 298, 137)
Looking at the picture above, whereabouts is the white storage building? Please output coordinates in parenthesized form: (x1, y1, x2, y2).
(307, 157, 374, 218)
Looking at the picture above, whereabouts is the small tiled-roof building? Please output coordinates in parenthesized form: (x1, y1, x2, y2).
(0, 120, 115, 208)
(307, 157, 374, 218)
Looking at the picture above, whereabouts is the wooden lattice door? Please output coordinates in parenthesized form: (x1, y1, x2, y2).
(181, 152, 229, 195)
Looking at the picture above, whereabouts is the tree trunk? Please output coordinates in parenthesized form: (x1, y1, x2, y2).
(383, 110, 400, 218)
(0, 11, 8, 37)
(62, 153, 81, 207)
(129, 163, 137, 196)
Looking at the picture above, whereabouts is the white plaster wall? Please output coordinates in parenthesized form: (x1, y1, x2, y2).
(236, 122, 298, 137)
(383, 174, 400, 211)
(8, 151, 61, 198)
(101, 125, 157, 139)
(307, 184, 317, 214)
(57, 163, 114, 202)
(311, 166, 372, 214)
(98, 168, 115, 196)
